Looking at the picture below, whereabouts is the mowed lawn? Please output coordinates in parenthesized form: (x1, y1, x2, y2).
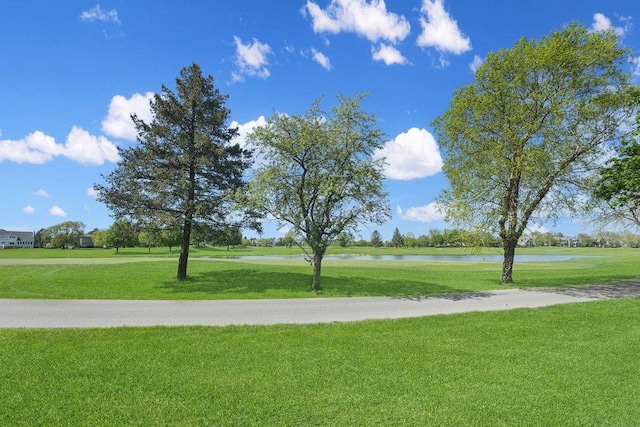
(0, 246, 639, 299)
(1, 299, 639, 425)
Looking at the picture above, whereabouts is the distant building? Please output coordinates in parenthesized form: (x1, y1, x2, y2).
(0, 229, 35, 249)
(79, 235, 94, 248)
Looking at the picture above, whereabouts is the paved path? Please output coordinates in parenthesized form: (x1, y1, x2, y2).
(2, 282, 640, 329)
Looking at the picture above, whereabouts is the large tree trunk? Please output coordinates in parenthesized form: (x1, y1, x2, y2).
(177, 215, 192, 280)
(312, 250, 323, 292)
(502, 240, 517, 284)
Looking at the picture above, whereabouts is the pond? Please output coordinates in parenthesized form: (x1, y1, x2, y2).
(225, 254, 599, 263)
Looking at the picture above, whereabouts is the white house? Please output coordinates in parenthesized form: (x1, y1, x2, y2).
(0, 229, 35, 249)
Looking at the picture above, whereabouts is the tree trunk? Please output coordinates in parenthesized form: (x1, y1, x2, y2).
(312, 250, 323, 292)
(502, 240, 516, 284)
(177, 215, 192, 280)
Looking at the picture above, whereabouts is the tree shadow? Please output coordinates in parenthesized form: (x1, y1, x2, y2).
(393, 291, 498, 302)
(159, 267, 462, 298)
(528, 281, 640, 300)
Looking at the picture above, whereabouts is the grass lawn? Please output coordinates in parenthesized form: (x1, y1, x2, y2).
(0, 246, 639, 299)
(1, 299, 639, 425)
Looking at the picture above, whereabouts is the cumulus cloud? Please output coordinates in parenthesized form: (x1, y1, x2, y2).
(63, 127, 120, 166)
(311, 48, 332, 70)
(230, 116, 268, 148)
(373, 127, 443, 180)
(396, 202, 444, 222)
(371, 43, 408, 65)
(417, 0, 471, 54)
(87, 187, 99, 198)
(22, 205, 35, 214)
(590, 13, 627, 37)
(232, 36, 273, 81)
(0, 131, 61, 164)
(305, 0, 410, 43)
(49, 205, 67, 217)
(469, 55, 483, 73)
(80, 5, 121, 24)
(0, 128, 119, 165)
(34, 189, 49, 198)
(102, 92, 154, 140)
(230, 116, 268, 167)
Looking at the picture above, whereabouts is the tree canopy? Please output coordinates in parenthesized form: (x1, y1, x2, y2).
(95, 63, 256, 279)
(245, 93, 389, 291)
(431, 23, 638, 283)
(594, 95, 640, 228)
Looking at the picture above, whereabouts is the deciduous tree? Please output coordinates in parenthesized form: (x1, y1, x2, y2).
(105, 219, 138, 253)
(431, 23, 637, 283)
(594, 100, 640, 228)
(245, 93, 389, 291)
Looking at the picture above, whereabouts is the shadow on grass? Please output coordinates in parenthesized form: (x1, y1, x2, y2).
(159, 267, 460, 298)
(393, 291, 498, 302)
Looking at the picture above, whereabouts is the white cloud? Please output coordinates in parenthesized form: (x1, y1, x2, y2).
(373, 127, 443, 180)
(417, 0, 471, 54)
(469, 55, 483, 73)
(102, 92, 154, 141)
(233, 36, 273, 81)
(371, 43, 408, 65)
(590, 13, 627, 37)
(87, 187, 99, 198)
(80, 5, 120, 24)
(396, 202, 444, 222)
(0, 128, 119, 165)
(230, 116, 268, 149)
(631, 56, 640, 77)
(311, 48, 332, 70)
(34, 188, 49, 198)
(22, 205, 35, 214)
(0, 131, 61, 164)
(63, 126, 120, 166)
(49, 205, 67, 217)
(526, 224, 549, 234)
(305, 0, 410, 44)
(230, 116, 268, 167)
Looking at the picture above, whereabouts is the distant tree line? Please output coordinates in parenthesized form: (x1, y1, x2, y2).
(35, 219, 243, 252)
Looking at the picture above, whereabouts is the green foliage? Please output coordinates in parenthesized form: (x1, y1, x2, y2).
(335, 231, 353, 247)
(594, 99, 640, 228)
(105, 219, 138, 252)
(431, 23, 637, 283)
(39, 221, 86, 249)
(94, 64, 255, 279)
(214, 227, 243, 249)
(90, 229, 106, 248)
(370, 229, 383, 248)
(161, 229, 182, 252)
(245, 93, 390, 290)
(2, 300, 640, 425)
(391, 227, 404, 247)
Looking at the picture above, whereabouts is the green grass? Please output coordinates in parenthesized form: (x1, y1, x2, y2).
(2, 299, 639, 425)
(0, 247, 639, 299)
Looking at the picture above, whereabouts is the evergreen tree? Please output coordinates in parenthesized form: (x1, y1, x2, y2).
(391, 228, 404, 247)
(95, 64, 257, 279)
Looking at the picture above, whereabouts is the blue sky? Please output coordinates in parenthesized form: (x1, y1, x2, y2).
(2, 1, 639, 241)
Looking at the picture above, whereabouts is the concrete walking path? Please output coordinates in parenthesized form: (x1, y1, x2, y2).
(2, 282, 640, 329)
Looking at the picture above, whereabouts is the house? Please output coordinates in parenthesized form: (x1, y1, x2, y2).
(79, 235, 94, 248)
(0, 229, 35, 249)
